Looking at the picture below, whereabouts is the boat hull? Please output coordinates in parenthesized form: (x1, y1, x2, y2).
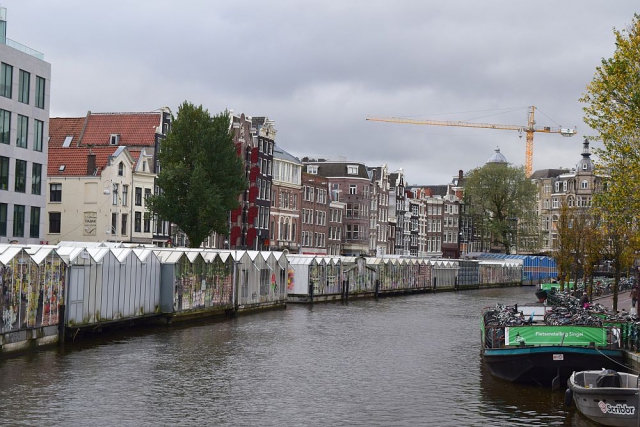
(483, 346, 626, 387)
(568, 370, 640, 427)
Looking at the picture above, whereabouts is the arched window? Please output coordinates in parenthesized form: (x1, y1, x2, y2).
(118, 162, 124, 176)
(567, 196, 574, 207)
(581, 180, 588, 189)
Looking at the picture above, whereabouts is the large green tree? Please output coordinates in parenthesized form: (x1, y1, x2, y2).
(464, 163, 540, 254)
(580, 14, 640, 306)
(147, 102, 247, 248)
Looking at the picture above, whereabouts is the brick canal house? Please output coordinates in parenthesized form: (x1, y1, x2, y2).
(225, 113, 276, 250)
(367, 165, 390, 257)
(388, 169, 406, 255)
(300, 170, 329, 255)
(303, 159, 371, 256)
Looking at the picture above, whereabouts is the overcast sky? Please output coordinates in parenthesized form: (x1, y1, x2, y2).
(4, 1, 637, 184)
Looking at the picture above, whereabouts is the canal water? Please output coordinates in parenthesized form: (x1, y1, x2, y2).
(0, 286, 599, 426)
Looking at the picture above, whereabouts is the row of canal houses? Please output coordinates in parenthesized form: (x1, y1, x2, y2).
(0, 242, 553, 354)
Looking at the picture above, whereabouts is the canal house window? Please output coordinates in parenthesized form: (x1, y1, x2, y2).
(50, 183, 62, 202)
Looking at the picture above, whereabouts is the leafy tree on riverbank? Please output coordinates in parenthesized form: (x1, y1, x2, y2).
(146, 102, 247, 248)
(464, 163, 540, 254)
(580, 14, 640, 308)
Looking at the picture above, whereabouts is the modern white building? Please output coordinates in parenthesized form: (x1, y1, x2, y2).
(0, 7, 51, 244)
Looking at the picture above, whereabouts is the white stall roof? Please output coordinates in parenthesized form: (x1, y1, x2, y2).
(87, 247, 112, 263)
(216, 251, 231, 263)
(153, 249, 186, 264)
(185, 251, 203, 263)
(366, 258, 382, 266)
(133, 248, 156, 263)
(246, 250, 260, 262)
(26, 246, 59, 264)
(0, 246, 23, 265)
(110, 247, 133, 263)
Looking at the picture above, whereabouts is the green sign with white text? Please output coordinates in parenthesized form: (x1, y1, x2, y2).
(505, 326, 609, 346)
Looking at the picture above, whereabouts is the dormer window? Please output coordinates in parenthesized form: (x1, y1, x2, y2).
(118, 161, 124, 176)
(308, 165, 318, 175)
(347, 165, 358, 175)
(110, 134, 120, 145)
(582, 163, 588, 170)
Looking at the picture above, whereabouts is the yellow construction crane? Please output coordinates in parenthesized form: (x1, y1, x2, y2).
(366, 106, 577, 177)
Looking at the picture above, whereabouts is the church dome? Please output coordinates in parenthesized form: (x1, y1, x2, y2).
(486, 146, 508, 164)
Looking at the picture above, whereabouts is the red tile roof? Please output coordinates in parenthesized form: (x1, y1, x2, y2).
(48, 117, 86, 149)
(49, 111, 162, 148)
(82, 113, 162, 147)
(47, 146, 123, 177)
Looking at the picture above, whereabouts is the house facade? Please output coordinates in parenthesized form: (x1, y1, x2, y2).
(46, 111, 171, 246)
(269, 145, 302, 253)
(531, 139, 599, 253)
(304, 159, 371, 256)
(300, 171, 329, 255)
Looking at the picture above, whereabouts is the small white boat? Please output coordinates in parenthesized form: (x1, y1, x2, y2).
(567, 369, 640, 426)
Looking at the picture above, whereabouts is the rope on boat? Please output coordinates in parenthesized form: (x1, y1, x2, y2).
(594, 347, 638, 374)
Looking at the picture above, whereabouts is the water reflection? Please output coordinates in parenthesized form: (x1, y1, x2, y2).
(0, 287, 606, 426)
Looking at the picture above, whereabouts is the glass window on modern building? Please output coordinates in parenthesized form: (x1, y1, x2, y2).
(13, 204, 25, 237)
(16, 115, 28, 148)
(30, 206, 40, 238)
(0, 203, 6, 236)
(0, 155, 8, 190)
(31, 163, 41, 195)
(14, 159, 26, 192)
(35, 76, 45, 109)
(0, 109, 10, 144)
(34, 119, 43, 152)
(18, 69, 29, 104)
(1, 62, 12, 98)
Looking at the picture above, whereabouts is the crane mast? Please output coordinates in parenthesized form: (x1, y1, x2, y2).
(366, 106, 576, 177)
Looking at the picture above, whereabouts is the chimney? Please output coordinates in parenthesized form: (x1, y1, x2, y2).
(87, 153, 96, 175)
(458, 170, 463, 181)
